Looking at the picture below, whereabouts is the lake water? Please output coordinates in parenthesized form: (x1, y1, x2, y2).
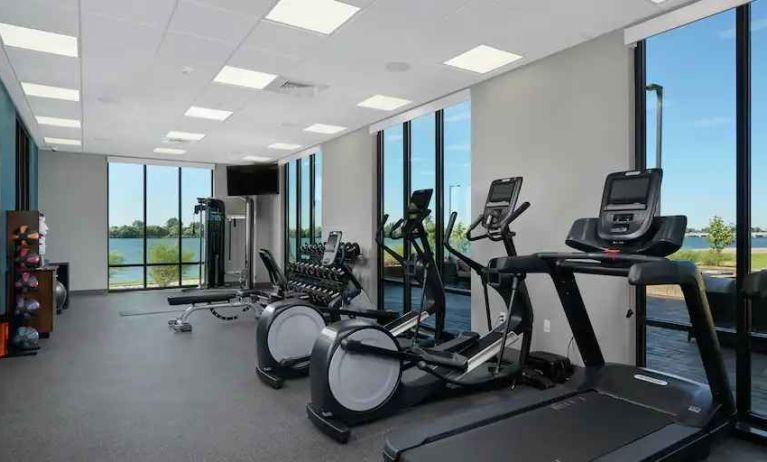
(682, 235, 767, 250)
(109, 238, 203, 288)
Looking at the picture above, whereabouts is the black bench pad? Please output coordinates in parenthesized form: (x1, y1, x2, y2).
(167, 292, 237, 306)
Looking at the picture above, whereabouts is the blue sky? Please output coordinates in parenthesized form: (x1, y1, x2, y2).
(383, 100, 472, 225)
(647, 3, 766, 229)
(109, 163, 212, 227)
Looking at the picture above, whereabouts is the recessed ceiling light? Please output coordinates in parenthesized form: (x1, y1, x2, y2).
(266, 0, 360, 35)
(154, 147, 186, 155)
(649, 0, 667, 3)
(304, 123, 346, 134)
(243, 155, 273, 162)
(0, 23, 78, 57)
(45, 137, 81, 146)
(184, 106, 233, 121)
(213, 65, 278, 90)
(444, 45, 523, 74)
(268, 142, 302, 150)
(357, 94, 411, 111)
(35, 116, 80, 128)
(166, 131, 205, 141)
(21, 82, 79, 101)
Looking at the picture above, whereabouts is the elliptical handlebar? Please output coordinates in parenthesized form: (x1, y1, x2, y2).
(466, 200, 531, 242)
(376, 214, 407, 267)
(444, 212, 485, 275)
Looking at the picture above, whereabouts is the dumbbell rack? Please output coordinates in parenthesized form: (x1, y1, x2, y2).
(3, 211, 43, 358)
(285, 241, 362, 310)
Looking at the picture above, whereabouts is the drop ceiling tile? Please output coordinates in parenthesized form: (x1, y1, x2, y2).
(227, 46, 303, 77)
(80, 13, 165, 95)
(183, 0, 275, 16)
(169, 1, 259, 44)
(240, 21, 327, 61)
(5, 48, 80, 89)
(0, 0, 79, 36)
(26, 98, 81, 120)
(154, 31, 235, 71)
(80, 0, 178, 28)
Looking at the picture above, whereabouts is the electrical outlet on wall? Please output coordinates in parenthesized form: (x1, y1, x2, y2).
(543, 319, 551, 333)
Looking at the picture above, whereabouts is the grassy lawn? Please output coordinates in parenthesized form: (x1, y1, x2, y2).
(671, 249, 767, 271)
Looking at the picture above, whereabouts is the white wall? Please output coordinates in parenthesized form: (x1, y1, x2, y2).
(321, 128, 378, 305)
(470, 30, 635, 364)
(39, 150, 108, 291)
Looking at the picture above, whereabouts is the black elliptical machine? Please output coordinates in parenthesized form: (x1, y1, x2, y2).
(256, 231, 395, 389)
(306, 179, 535, 443)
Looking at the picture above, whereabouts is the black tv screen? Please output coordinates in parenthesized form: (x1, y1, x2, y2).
(227, 164, 279, 196)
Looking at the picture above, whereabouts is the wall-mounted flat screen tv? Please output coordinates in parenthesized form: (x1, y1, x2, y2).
(226, 164, 279, 196)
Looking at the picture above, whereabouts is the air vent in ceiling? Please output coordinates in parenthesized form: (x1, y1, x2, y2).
(266, 78, 328, 98)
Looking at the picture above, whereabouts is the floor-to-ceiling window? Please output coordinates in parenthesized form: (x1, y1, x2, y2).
(377, 100, 472, 333)
(282, 153, 322, 266)
(637, 1, 766, 435)
(108, 162, 212, 290)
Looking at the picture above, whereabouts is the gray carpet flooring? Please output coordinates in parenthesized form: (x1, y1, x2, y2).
(0, 290, 764, 461)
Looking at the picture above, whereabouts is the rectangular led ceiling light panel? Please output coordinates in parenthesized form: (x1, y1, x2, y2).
(304, 123, 346, 134)
(444, 45, 523, 74)
(213, 66, 278, 90)
(185, 106, 233, 121)
(22, 82, 79, 101)
(0, 23, 78, 57)
(154, 147, 186, 155)
(266, 0, 360, 35)
(36, 116, 80, 128)
(268, 142, 302, 150)
(166, 131, 206, 141)
(242, 155, 272, 162)
(357, 94, 411, 111)
(45, 137, 81, 146)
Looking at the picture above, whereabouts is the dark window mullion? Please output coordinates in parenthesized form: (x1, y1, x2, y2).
(376, 132, 385, 310)
(143, 164, 148, 289)
(310, 154, 316, 244)
(296, 160, 302, 260)
(634, 40, 648, 368)
(178, 167, 183, 287)
(736, 3, 752, 419)
(403, 121, 412, 313)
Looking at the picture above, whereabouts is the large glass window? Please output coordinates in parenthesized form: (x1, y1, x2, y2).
(283, 153, 323, 266)
(108, 162, 212, 290)
(639, 2, 767, 429)
(377, 101, 472, 333)
(382, 125, 406, 313)
(644, 6, 737, 395)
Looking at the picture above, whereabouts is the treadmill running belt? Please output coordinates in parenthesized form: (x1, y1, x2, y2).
(400, 391, 674, 462)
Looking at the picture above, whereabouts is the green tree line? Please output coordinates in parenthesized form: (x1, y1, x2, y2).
(109, 218, 202, 238)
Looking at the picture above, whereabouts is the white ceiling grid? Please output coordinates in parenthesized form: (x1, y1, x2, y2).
(0, 0, 690, 164)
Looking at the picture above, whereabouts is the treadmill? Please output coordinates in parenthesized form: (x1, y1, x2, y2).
(384, 169, 736, 462)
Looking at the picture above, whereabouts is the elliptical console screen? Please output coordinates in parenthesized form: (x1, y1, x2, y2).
(322, 231, 342, 266)
(483, 177, 522, 230)
(608, 177, 650, 206)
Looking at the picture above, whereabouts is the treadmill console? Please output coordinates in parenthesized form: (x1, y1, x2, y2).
(482, 178, 522, 232)
(598, 169, 661, 242)
(322, 231, 343, 266)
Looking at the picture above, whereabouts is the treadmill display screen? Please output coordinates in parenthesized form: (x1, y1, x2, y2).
(325, 233, 340, 253)
(608, 177, 650, 205)
(489, 182, 516, 203)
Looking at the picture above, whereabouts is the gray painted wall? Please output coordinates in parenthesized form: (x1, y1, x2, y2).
(39, 150, 108, 291)
(321, 128, 378, 306)
(471, 31, 635, 364)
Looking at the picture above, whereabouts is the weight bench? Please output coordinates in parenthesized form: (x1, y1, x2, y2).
(167, 289, 260, 332)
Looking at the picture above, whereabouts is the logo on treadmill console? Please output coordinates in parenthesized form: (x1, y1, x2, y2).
(634, 374, 668, 386)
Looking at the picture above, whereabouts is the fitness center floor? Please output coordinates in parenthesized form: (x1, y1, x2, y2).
(0, 291, 764, 462)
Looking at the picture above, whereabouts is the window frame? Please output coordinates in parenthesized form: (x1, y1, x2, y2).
(633, 2, 767, 437)
(282, 153, 322, 269)
(107, 163, 213, 291)
(376, 102, 472, 335)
